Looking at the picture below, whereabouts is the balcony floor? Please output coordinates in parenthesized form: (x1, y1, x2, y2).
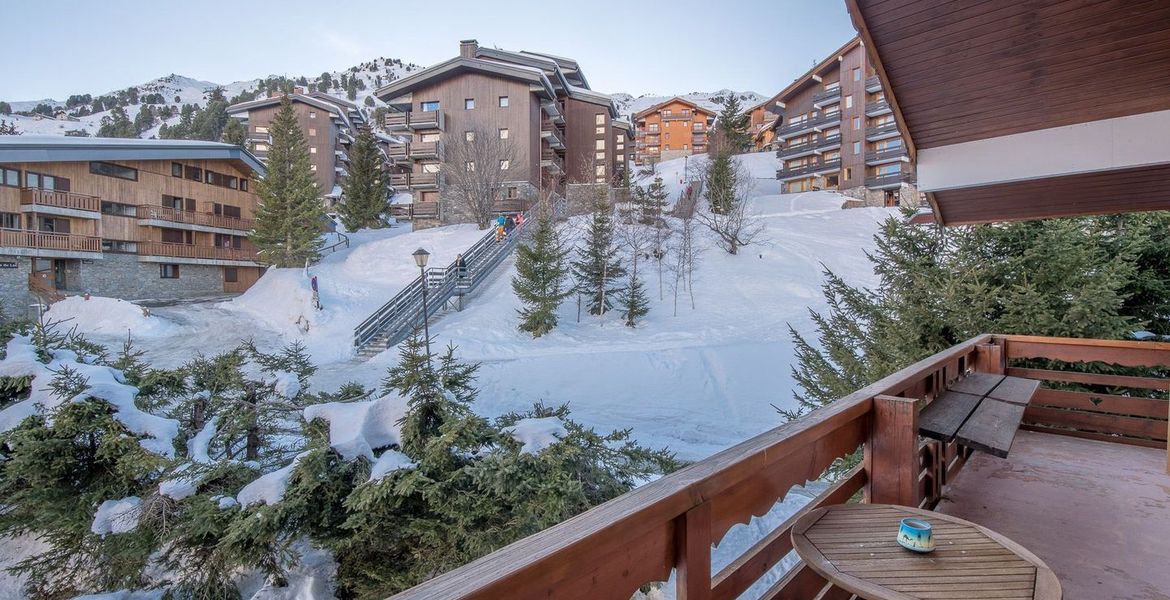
(937, 430, 1170, 600)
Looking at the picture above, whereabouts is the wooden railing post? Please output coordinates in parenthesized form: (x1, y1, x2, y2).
(675, 501, 711, 600)
(865, 395, 920, 506)
(975, 341, 1005, 375)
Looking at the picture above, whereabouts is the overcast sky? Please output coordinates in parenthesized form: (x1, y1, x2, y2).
(2, 0, 857, 102)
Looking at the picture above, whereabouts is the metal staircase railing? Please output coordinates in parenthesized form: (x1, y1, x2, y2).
(353, 215, 532, 353)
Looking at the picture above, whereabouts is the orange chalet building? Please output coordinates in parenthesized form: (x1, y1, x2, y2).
(633, 98, 716, 166)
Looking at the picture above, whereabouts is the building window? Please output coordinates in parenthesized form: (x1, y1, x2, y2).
(224, 267, 239, 283)
(499, 159, 510, 170)
(309, 111, 317, 119)
(853, 141, 861, 154)
(595, 114, 605, 125)
(308, 128, 317, 136)
(160, 264, 180, 279)
(310, 165, 317, 171)
(853, 67, 862, 81)
(310, 146, 317, 154)
(0, 212, 19, 229)
(171, 162, 183, 177)
(595, 139, 605, 150)
(101, 239, 136, 253)
(595, 152, 605, 160)
(255, 126, 268, 134)
(465, 161, 475, 172)
(499, 128, 509, 139)
(420, 101, 440, 112)
(254, 143, 269, 152)
(853, 116, 861, 130)
(0, 167, 19, 187)
(844, 168, 852, 179)
(464, 98, 475, 110)
(465, 131, 475, 142)
(845, 95, 853, 109)
(649, 124, 659, 132)
(101, 201, 137, 217)
(595, 126, 605, 135)
(214, 233, 242, 249)
(595, 165, 606, 176)
(240, 179, 249, 192)
(184, 165, 202, 181)
(498, 96, 509, 107)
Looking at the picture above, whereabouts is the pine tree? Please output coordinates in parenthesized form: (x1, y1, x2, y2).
(642, 176, 668, 224)
(221, 117, 247, 146)
(97, 105, 135, 138)
(251, 96, 324, 267)
(716, 95, 750, 152)
(704, 151, 737, 214)
(512, 205, 572, 336)
(571, 192, 626, 316)
(0, 101, 12, 115)
(338, 127, 388, 231)
(620, 271, 650, 327)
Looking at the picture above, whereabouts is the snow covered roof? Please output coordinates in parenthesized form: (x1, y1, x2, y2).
(374, 57, 557, 105)
(0, 135, 266, 176)
(474, 47, 574, 92)
(567, 84, 618, 115)
(227, 93, 346, 120)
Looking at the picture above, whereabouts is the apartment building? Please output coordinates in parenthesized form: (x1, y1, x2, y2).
(612, 120, 634, 182)
(374, 40, 622, 226)
(0, 136, 266, 313)
(633, 98, 717, 166)
(747, 98, 782, 151)
(227, 91, 364, 208)
(767, 36, 917, 207)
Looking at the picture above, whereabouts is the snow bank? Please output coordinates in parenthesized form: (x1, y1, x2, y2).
(368, 450, 414, 482)
(46, 296, 180, 338)
(271, 371, 301, 398)
(236, 452, 310, 507)
(187, 416, 218, 464)
(0, 336, 179, 457)
(505, 417, 567, 454)
(90, 496, 142, 536)
(303, 394, 409, 461)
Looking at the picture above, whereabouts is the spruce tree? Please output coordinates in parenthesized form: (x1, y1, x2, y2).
(716, 95, 751, 152)
(643, 175, 668, 224)
(97, 105, 135, 138)
(705, 151, 737, 214)
(251, 96, 324, 267)
(620, 272, 650, 327)
(512, 205, 572, 336)
(221, 117, 247, 146)
(571, 192, 626, 316)
(338, 127, 388, 231)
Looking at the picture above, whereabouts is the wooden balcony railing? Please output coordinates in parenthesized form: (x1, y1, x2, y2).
(139, 205, 254, 231)
(20, 188, 101, 213)
(387, 144, 409, 160)
(411, 200, 439, 219)
(408, 141, 441, 158)
(0, 227, 101, 253)
(662, 112, 695, 121)
(384, 110, 444, 130)
(390, 334, 1170, 598)
(138, 241, 256, 262)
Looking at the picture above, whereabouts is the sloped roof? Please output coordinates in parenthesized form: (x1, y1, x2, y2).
(633, 97, 718, 120)
(0, 135, 266, 176)
(374, 57, 557, 104)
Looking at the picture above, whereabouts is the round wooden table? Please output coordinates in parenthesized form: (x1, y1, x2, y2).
(791, 504, 1061, 600)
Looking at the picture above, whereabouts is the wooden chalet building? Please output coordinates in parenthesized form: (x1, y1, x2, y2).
(385, 2, 1170, 599)
(632, 97, 717, 166)
(374, 40, 625, 226)
(0, 136, 266, 312)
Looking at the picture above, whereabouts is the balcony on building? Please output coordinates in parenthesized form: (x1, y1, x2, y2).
(137, 205, 255, 235)
(542, 100, 565, 125)
(136, 241, 258, 266)
(866, 120, 901, 141)
(384, 110, 445, 132)
(408, 140, 442, 160)
(865, 169, 916, 189)
(865, 144, 910, 166)
(540, 118, 566, 150)
(386, 142, 410, 164)
(19, 188, 103, 220)
(865, 98, 892, 117)
(661, 112, 694, 122)
(812, 84, 842, 109)
(540, 150, 564, 175)
(405, 171, 439, 190)
(774, 110, 842, 141)
(865, 74, 883, 93)
(0, 227, 103, 259)
(776, 157, 842, 182)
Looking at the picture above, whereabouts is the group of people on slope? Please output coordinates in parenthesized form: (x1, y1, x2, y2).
(495, 212, 525, 242)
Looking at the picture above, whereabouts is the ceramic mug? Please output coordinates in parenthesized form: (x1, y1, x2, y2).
(897, 517, 935, 553)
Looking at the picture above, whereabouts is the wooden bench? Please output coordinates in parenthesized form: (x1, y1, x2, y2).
(919, 373, 1040, 458)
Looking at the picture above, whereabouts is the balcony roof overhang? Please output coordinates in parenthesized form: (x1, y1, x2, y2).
(846, 0, 1170, 225)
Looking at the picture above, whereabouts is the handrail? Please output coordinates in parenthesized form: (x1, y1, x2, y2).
(139, 204, 255, 231)
(0, 227, 102, 253)
(20, 188, 101, 213)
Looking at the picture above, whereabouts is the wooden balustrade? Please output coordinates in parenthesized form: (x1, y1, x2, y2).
(139, 205, 254, 231)
(0, 227, 101, 253)
(137, 241, 256, 262)
(389, 333, 1170, 598)
(20, 188, 101, 213)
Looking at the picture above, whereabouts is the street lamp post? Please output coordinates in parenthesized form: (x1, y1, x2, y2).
(412, 247, 432, 359)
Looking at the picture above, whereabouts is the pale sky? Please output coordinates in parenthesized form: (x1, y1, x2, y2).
(2, 0, 857, 102)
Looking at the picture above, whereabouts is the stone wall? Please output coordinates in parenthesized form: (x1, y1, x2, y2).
(840, 183, 923, 209)
(0, 257, 37, 318)
(79, 253, 224, 301)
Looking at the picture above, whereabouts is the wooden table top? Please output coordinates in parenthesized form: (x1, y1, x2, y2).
(791, 503, 1061, 600)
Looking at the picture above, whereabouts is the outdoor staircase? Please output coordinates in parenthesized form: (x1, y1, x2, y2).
(353, 217, 531, 359)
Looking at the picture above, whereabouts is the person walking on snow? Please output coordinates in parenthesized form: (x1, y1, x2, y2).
(504, 215, 516, 235)
(515, 212, 525, 228)
(455, 253, 468, 285)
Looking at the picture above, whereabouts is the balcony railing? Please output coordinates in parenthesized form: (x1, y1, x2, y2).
(389, 172, 441, 189)
(540, 151, 564, 174)
(866, 75, 883, 93)
(387, 144, 409, 160)
(390, 334, 1170, 599)
(812, 85, 842, 107)
(384, 110, 444, 131)
(540, 119, 565, 149)
(866, 170, 916, 188)
(661, 112, 694, 121)
(866, 120, 901, 140)
(408, 141, 441, 159)
(865, 145, 909, 164)
(0, 227, 101, 253)
(410, 200, 439, 219)
(865, 98, 892, 116)
(777, 157, 842, 180)
(139, 205, 254, 232)
(20, 188, 101, 213)
(774, 111, 842, 139)
(138, 241, 256, 262)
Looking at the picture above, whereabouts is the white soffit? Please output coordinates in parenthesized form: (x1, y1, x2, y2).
(917, 109, 1170, 191)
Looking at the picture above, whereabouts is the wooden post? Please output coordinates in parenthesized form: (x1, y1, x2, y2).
(675, 501, 711, 600)
(975, 342, 1004, 375)
(865, 395, 920, 506)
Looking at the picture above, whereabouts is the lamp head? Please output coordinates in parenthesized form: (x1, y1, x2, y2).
(412, 248, 430, 268)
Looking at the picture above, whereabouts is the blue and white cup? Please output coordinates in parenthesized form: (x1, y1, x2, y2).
(897, 517, 935, 553)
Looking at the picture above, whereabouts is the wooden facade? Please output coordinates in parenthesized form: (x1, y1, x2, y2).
(633, 98, 716, 166)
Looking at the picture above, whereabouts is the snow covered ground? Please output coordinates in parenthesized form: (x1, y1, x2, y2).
(21, 152, 895, 599)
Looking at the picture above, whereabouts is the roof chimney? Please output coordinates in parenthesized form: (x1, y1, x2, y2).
(459, 39, 478, 59)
